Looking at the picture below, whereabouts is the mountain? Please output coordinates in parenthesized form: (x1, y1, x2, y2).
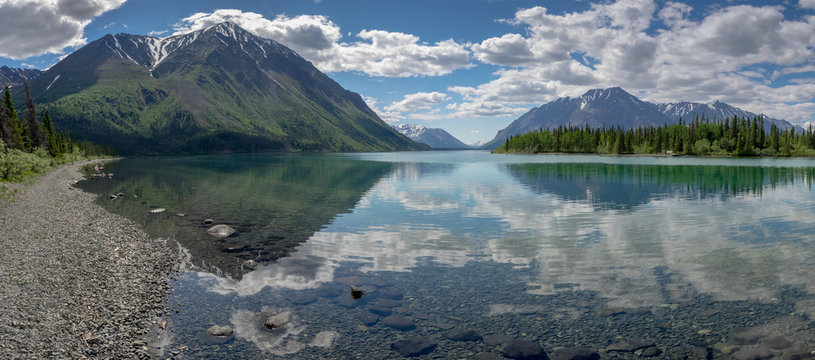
(0, 66, 41, 88)
(482, 87, 798, 149)
(17, 22, 425, 154)
(481, 87, 670, 149)
(392, 123, 470, 149)
(657, 101, 797, 133)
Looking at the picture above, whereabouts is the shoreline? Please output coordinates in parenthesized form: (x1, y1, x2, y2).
(0, 161, 176, 359)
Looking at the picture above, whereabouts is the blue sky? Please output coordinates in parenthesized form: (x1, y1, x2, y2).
(1, 0, 815, 144)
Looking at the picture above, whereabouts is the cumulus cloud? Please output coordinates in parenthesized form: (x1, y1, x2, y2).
(384, 92, 448, 113)
(172, 9, 471, 77)
(0, 0, 126, 59)
(449, 0, 815, 124)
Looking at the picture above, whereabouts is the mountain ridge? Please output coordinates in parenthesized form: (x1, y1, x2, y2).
(19, 22, 425, 154)
(481, 87, 798, 149)
(392, 123, 470, 149)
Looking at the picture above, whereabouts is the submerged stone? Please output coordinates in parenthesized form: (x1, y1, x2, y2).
(207, 224, 236, 238)
(206, 325, 233, 337)
(391, 336, 437, 357)
(382, 316, 415, 331)
(551, 347, 600, 360)
(264, 311, 293, 329)
(500, 339, 547, 360)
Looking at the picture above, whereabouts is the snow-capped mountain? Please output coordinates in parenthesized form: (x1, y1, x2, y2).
(0, 66, 41, 88)
(21, 22, 424, 153)
(657, 101, 796, 133)
(392, 123, 470, 149)
(481, 87, 798, 149)
(481, 87, 670, 149)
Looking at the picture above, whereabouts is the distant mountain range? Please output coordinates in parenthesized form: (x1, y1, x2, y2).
(0, 66, 41, 88)
(392, 123, 469, 149)
(16, 22, 425, 154)
(482, 87, 798, 149)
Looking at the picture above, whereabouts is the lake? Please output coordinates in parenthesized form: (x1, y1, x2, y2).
(78, 151, 815, 359)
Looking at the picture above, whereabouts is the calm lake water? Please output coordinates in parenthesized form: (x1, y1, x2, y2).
(78, 151, 815, 359)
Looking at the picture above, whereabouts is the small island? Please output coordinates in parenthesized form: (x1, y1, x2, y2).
(493, 116, 815, 157)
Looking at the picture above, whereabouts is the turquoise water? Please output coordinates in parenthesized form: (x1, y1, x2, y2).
(79, 151, 815, 359)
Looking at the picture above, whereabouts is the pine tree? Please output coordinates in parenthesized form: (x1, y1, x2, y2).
(23, 80, 46, 150)
(2, 86, 24, 149)
(41, 110, 62, 157)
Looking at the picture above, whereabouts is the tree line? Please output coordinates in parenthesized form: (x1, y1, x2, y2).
(1, 82, 114, 181)
(494, 116, 815, 157)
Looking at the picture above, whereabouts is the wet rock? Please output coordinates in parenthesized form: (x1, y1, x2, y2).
(149, 208, 165, 213)
(639, 347, 662, 357)
(484, 334, 515, 347)
(350, 286, 365, 299)
(357, 312, 379, 326)
(203, 218, 214, 225)
(242, 259, 260, 270)
(207, 224, 236, 239)
(474, 353, 505, 360)
(369, 306, 392, 317)
(264, 311, 293, 329)
(781, 346, 815, 360)
(607, 340, 655, 352)
(391, 336, 437, 357)
(730, 328, 763, 345)
(500, 339, 547, 360)
(761, 336, 792, 350)
(206, 325, 233, 337)
(375, 298, 402, 308)
(691, 346, 712, 360)
(382, 316, 416, 331)
(732, 347, 774, 360)
(116, 192, 124, 197)
(109, 194, 117, 199)
(443, 327, 482, 342)
(551, 347, 599, 360)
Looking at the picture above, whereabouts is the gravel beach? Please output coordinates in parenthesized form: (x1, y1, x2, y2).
(0, 162, 175, 359)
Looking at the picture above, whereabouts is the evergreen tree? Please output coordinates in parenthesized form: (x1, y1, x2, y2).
(23, 80, 46, 150)
(2, 86, 24, 149)
(41, 110, 62, 157)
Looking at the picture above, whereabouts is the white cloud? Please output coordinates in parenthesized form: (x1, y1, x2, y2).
(0, 0, 127, 59)
(172, 9, 471, 77)
(384, 91, 448, 113)
(147, 29, 168, 37)
(450, 1, 815, 124)
(801, 0, 815, 10)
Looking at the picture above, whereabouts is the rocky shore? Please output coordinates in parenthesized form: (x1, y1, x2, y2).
(0, 162, 175, 359)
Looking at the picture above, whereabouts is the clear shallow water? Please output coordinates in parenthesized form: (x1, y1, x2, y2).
(79, 151, 815, 359)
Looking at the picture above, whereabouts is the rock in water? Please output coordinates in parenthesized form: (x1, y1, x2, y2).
(203, 218, 214, 225)
(206, 325, 233, 337)
(149, 208, 165, 213)
(391, 336, 437, 357)
(207, 224, 236, 238)
(382, 316, 416, 331)
(350, 285, 365, 299)
(443, 328, 482, 342)
(500, 339, 547, 360)
(264, 311, 293, 329)
(551, 347, 600, 360)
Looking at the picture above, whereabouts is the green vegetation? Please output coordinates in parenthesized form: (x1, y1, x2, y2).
(494, 116, 815, 157)
(1, 85, 113, 183)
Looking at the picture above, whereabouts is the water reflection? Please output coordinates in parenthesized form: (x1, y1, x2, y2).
(78, 153, 393, 278)
(80, 152, 815, 357)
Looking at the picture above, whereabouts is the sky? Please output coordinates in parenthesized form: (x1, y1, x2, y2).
(1, 0, 815, 145)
